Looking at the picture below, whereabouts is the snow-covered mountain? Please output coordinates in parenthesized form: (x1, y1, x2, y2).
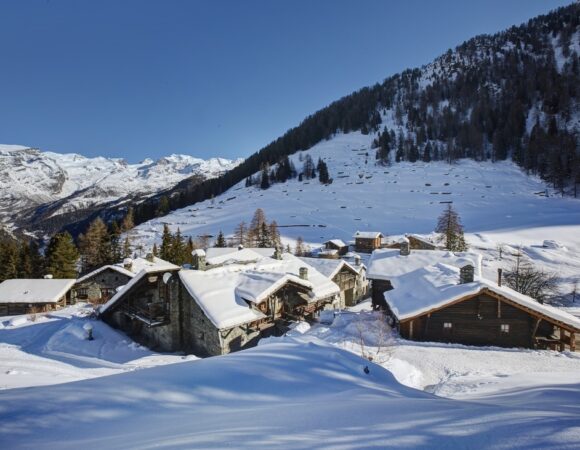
(0, 144, 242, 236)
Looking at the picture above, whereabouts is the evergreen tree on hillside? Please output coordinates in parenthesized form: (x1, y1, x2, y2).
(160, 224, 172, 261)
(249, 208, 267, 246)
(435, 205, 468, 252)
(46, 232, 79, 279)
(121, 207, 135, 231)
(78, 217, 111, 272)
(215, 231, 227, 248)
(0, 241, 19, 282)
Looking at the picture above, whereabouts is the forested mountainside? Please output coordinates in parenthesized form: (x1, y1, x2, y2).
(131, 3, 579, 227)
(0, 144, 241, 237)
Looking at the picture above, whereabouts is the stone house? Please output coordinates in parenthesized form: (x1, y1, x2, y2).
(367, 243, 482, 310)
(384, 263, 580, 351)
(323, 239, 348, 256)
(0, 278, 75, 316)
(353, 231, 384, 253)
(98, 258, 182, 351)
(385, 234, 439, 251)
(100, 251, 340, 356)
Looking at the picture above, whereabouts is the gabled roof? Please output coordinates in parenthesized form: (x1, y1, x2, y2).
(367, 249, 482, 281)
(99, 258, 180, 315)
(324, 239, 347, 248)
(76, 265, 135, 284)
(205, 248, 269, 266)
(178, 254, 340, 330)
(128, 256, 180, 274)
(298, 257, 362, 279)
(353, 231, 384, 239)
(384, 263, 580, 331)
(0, 279, 75, 304)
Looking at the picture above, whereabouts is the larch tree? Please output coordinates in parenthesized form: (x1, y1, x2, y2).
(435, 204, 468, 251)
(234, 221, 247, 247)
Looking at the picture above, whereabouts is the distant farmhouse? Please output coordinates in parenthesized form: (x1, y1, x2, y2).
(353, 231, 384, 253)
(0, 278, 75, 316)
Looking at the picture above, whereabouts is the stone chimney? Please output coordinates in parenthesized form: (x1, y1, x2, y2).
(123, 258, 133, 271)
(354, 255, 361, 266)
(497, 268, 503, 287)
(460, 264, 474, 284)
(399, 240, 410, 256)
(274, 245, 282, 260)
(238, 244, 244, 251)
(145, 253, 155, 263)
(299, 267, 308, 280)
(192, 249, 206, 271)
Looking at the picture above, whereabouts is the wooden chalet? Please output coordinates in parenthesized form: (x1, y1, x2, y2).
(0, 279, 75, 316)
(385, 234, 438, 251)
(384, 263, 580, 351)
(323, 239, 348, 256)
(353, 231, 384, 253)
(367, 246, 482, 310)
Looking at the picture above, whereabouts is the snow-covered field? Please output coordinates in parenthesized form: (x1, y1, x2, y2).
(1, 305, 580, 448)
(0, 304, 193, 390)
(130, 131, 580, 302)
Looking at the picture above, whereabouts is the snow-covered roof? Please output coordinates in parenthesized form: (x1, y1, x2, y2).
(384, 263, 580, 331)
(99, 258, 180, 314)
(128, 256, 180, 273)
(76, 265, 135, 284)
(205, 248, 269, 266)
(367, 249, 482, 281)
(325, 239, 347, 248)
(354, 231, 383, 239)
(179, 266, 267, 330)
(298, 257, 362, 279)
(179, 254, 340, 329)
(0, 279, 76, 304)
(192, 249, 206, 257)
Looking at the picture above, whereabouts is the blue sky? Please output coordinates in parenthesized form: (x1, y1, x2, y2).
(0, 0, 572, 162)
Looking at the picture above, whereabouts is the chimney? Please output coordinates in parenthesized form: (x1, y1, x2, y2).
(354, 255, 361, 266)
(238, 244, 244, 251)
(123, 258, 133, 271)
(274, 245, 282, 260)
(299, 267, 308, 280)
(192, 249, 206, 271)
(460, 264, 474, 284)
(145, 253, 155, 263)
(497, 268, 503, 287)
(399, 240, 410, 256)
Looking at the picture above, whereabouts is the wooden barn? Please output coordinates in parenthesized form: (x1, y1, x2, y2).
(385, 234, 439, 251)
(353, 231, 384, 253)
(384, 263, 580, 351)
(0, 279, 75, 316)
(367, 246, 482, 310)
(323, 239, 348, 256)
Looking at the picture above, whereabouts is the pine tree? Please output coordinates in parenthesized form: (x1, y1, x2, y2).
(152, 242, 159, 257)
(78, 217, 110, 272)
(269, 221, 281, 248)
(215, 230, 227, 248)
(0, 240, 19, 282)
(109, 220, 122, 263)
(17, 241, 33, 278)
(260, 165, 270, 189)
(160, 224, 172, 261)
(435, 205, 468, 251)
(258, 222, 271, 248)
(122, 236, 132, 259)
(172, 228, 185, 265)
(249, 208, 267, 246)
(46, 232, 79, 278)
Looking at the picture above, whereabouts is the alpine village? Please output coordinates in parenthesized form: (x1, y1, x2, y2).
(1, 3, 580, 449)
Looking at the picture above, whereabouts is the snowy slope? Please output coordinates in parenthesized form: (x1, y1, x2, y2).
(1, 334, 580, 449)
(0, 144, 241, 234)
(131, 131, 580, 300)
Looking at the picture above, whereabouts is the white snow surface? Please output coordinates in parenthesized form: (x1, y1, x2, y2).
(367, 248, 482, 281)
(385, 263, 580, 329)
(0, 279, 76, 304)
(129, 131, 580, 301)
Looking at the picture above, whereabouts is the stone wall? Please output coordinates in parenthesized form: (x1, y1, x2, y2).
(74, 268, 132, 304)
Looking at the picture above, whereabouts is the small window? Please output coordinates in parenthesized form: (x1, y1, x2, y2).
(500, 324, 510, 333)
(443, 322, 452, 329)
